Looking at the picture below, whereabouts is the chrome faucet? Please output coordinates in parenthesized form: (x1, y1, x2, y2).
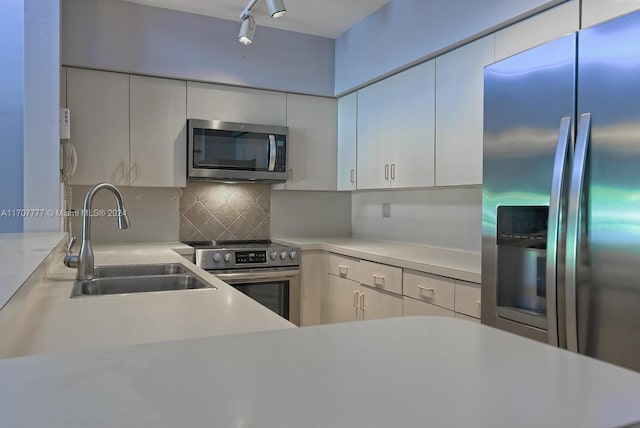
(64, 183, 131, 280)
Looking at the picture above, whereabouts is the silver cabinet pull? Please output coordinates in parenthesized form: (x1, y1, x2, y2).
(350, 168, 355, 183)
(417, 285, 434, 293)
(546, 116, 572, 347)
(359, 292, 365, 311)
(391, 163, 396, 180)
(353, 290, 359, 308)
(384, 164, 389, 180)
(565, 113, 591, 353)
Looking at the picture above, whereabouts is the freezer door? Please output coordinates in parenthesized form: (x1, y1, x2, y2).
(573, 10, 640, 372)
(482, 34, 576, 344)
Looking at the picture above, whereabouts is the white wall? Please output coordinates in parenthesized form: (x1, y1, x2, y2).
(23, 0, 61, 232)
(351, 187, 482, 253)
(61, 0, 335, 97)
(69, 186, 180, 242)
(0, 1, 24, 232)
(270, 191, 351, 238)
(335, 0, 567, 94)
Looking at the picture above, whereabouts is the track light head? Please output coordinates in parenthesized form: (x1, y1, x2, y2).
(238, 15, 256, 45)
(266, 0, 286, 18)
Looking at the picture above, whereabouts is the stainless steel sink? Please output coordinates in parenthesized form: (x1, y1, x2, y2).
(93, 263, 187, 278)
(70, 263, 215, 297)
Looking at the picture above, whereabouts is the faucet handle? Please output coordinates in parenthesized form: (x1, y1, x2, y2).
(64, 236, 78, 268)
(66, 236, 77, 255)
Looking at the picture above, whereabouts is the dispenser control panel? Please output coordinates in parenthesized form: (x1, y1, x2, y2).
(497, 206, 548, 248)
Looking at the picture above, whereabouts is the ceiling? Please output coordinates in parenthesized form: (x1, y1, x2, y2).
(121, 0, 391, 38)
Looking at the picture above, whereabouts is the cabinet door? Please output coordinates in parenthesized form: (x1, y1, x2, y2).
(454, 280, 482, 319)
(337, 92, 357, 191)
(130, 76, 187, 187)
(495, 1, 579, 61)
(357, 78, 393, 189)
(389, 59, 436, 188)
(435, 35, 494, 186)
(186, 81, 286, 126)
(326, 274, 360, 324)
(361, 285, 403, 321)
(283, 94, 337, 190)
(67, 68, 129, 185)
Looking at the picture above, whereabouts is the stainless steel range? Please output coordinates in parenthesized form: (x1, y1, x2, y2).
(186, 240, 300, 326)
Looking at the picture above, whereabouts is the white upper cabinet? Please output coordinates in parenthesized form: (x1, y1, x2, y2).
(186, 81, 286, 126)
(280, 94, 338, 190)
(357, 59, 436, 190)
(337, 92, 357, 191)
(130, 75, 187, 187)
(581, 0, 640, 28)
(66, 68, 187, 187)
(357, 77, 392, 190)
(389, 60, 436, 189)
(435, 35, 494, 186)
(67, 68, 130, 186)
(495, 0, 579, 61)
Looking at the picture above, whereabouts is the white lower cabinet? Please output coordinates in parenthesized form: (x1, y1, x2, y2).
(326, 274, 402, 323)
(403, 296, 454, 317)
(359, 284, 402, 320)
(321, 252, 480, 325)
(326, 274, 361, 323)
(454, 280, 482, 319)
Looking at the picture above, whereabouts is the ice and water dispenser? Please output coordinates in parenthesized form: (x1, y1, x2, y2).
(495, 206, 548, 330)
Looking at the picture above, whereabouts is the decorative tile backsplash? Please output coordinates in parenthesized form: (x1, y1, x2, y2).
(180, 182, 270, 241)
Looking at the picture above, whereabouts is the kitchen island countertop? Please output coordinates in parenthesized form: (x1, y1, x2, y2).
(1, 316, 639, 427)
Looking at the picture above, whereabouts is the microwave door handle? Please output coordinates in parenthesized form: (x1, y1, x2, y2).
(546, 116, 572, 347)
(565, 112, 592, 354)
(268, 134, 276, 172)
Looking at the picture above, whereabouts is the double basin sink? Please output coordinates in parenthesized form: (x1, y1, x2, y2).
(71, 263, 215, 298)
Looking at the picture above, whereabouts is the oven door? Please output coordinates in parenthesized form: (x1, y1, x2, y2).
(214, 268, 300, 326)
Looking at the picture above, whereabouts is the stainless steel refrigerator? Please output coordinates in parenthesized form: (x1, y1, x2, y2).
(482, 10, 640, 372)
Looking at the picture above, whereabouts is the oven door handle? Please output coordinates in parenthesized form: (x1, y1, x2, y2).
(214, 269, 300, 282)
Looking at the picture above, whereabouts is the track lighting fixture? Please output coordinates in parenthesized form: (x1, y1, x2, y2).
(238, 0, 287, 45)
(265, 0, 286, 18)
(238, 14, 256, 45)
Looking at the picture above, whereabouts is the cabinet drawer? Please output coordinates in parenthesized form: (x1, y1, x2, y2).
(454, 280, 481, 318)
(358, 260, 402, 295)
(402, 270, 454, 310)
(403, 296, 454, 318)
(327, 253, 359, 281)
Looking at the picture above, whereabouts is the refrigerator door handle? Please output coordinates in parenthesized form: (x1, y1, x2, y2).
(565, 112, 592, 353)
(546, 116, 572, 347)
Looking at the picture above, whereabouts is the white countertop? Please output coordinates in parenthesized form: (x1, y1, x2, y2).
(0, 232, 66, 310)
(275, 237, 481, 283)
(0, 242, 293, 358)
(1, 316, 639, 427)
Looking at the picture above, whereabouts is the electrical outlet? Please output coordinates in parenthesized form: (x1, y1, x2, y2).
(382, 203, 391, 218)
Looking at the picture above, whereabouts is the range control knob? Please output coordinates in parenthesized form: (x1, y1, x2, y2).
(289, 250, 297, 260)
(224, 253, 232, 262)
(270, 251, 278, 261)
(213, 252, 221, 263)
(280, 251, 287, 260)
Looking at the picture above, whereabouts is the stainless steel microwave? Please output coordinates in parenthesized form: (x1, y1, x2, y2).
(187, 119, 288, 183)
